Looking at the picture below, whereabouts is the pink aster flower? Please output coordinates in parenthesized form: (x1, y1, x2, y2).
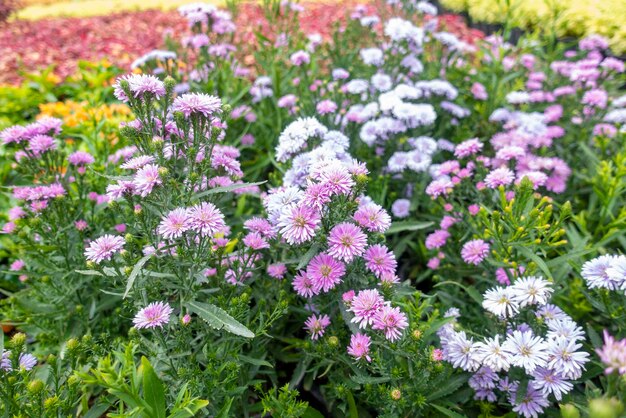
(349, 289, 385, 328)
(120, 155, 155, 170)
(432, 348, 444, 361)
(10, 260, 24, 271)
(315, 166, 355, 196)
(461, 239, 490, 265)
(8, 206, 25, 221)
(133, 164, 162, 197)
(172, 93, 222, 118)
(133, 301, 173, 329)
(302, 182, 332, 211)
(68, 151, 95, 167)
(277, 204, 321, 245)
(187, 202, 226, 238)
(290, 50, 310, 66)
(75, 220, 88, 231)
(455, 138, 483, 158)
(28, 135, 57, 156)
(244, 217, 276, 238)
(158, 208, 191, 239)
(114, 74, 166, 102)
(347, 333, 372, 362)
(243, 232, 270, 250)
(484, 167, 515, 189)
(292, 271, 317, 298)
(307, 253, 346, 293)
(84, 234, 125, 264)
(364, 244, 397, 278)
(327, 222, 368, 262)
(316, 100, 338, 115)
(471, 82, 488, 100)
(1, 125, 28, 145)
(353, 202, 391, 233)
(426, 179, 454, 198)
(596, 331, 626, 375)
(372, 305, 408, 341)
(425, 229, 450, 250)
(304, 314, 330, 340)
(267, 263, 287, 279)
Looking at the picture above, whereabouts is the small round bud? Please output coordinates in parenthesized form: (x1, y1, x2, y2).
(412, 329, 422, 340)
(44, 396, 60, 410)
(10, 332, 26, 348)
(327, 336, 339, 347)
(158, 167, 169, 176)
(124, 233, 133, 243)
(28, 379, 45, 394)
(390, 388, 402, 401)
(181, 314, 191, 325)
(66, 338, 79, 352)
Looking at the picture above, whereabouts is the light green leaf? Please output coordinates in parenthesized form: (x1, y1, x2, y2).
(124, 255, 152, 299)
(214, 398, 233, 418)
(75, 269, 104, 277)
(169, 400, 210, 418)
(141, 356, 166, 418)
(297, 244, 320, 270)
(430, 404, 466, 418)
(238, 355, 272, 368)
(194, 181, 266, 199)
(385, 221, 433, 234)
(185, 301, 254, 338)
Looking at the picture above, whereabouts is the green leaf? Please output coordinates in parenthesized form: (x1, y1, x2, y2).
(169, 400, 210, 418)
(430, 404, 466, 418)
(0, 332, 4, 358)
(297, 244, 320, 270)
(75, 269, 104, 277)
(124, 255, 152, 299)
(185, 301, 254, 338)
(238, 355, 272, 368)
(385, 221, 433, 235)
(435, 281, 483, 305)
(345, 390, 359, 418)
(302, 406, 326, 418)
(350, 375, 391, 385)
(214, 398, 233, 418)
(141, 356, 166, 418)
(514, 246, 552, 279)
(83, 403, 110, 418)
(193, 181, 266, 199)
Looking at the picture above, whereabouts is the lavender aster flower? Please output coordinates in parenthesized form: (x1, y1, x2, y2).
(172, 93, 222, 118)
(84, 234, 125, 264)
(133, 302, 173, 329)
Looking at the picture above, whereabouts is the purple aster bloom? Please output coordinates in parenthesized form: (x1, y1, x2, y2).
(461, 239, 490, 265)
(391, 199, 410, 218)
(364, 244, 397, 278)
(304, 314, 330, 340)
(353, 203, 391, 233)
(316, 100, 338, 115)
(596, 330, 626, 375)
(0, 125, 28, 145)
(425, 229, 450, 250)
(172, 93, 222, 118)
(158, 208, 191, 239)
(484, 167, 515, 188)
(267, 263, 287, 279)
(347, 333, 372, 362)
(532, 367, 573, 400)
(372, 305, 408, 341)
(290, 50, 310, 66)
(120, 155, 155, 170)
(277, 204, 321, 245)
(512, 383, 550, 418)
(68, 151, 95, 166)
(327, 222, 368, 263)
(243, 232, 270, 250)
(84, 234, 125, 264)
(114, 74, 166, 102)
(307, 253, 346, 293)
(187, 202, 226, 237)
(28, 135, 57, 156)
(133, 301, 173, 329)
(292, 271, 317, 298)
(133, 164, 162, 197)
(349, 289, 385, 328)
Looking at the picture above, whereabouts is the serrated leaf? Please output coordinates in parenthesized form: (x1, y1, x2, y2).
(186, 301, 254, 338)
(124, 255, 152, 299)
(141, 357, 166, 418)
(385, 221, 433, 234)
(351, 374, 391, 385)
(427, 375, 467, 401)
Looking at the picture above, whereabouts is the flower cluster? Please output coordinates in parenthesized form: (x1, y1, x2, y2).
(439, 276, 589, 417)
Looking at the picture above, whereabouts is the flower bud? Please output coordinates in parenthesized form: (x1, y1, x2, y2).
(327, 336, 339, 347)
(28, 379, 44, 394)
(589, 398, 623, 418)
(44, 396, 60, 411)
(10, 332, 26, 349)
(390, 388, 402, 401)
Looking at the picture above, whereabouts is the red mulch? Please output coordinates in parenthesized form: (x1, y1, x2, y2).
(0, 2, 482, 85)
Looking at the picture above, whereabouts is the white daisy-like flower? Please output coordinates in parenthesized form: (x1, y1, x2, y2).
(546, 337, 589, 380)
(502, 330, 549, 373)
(482, 286, 519, 318)
(444, 331, 480, 372)
(510, 276, 553, 307)
(475, 335, 511, 372)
